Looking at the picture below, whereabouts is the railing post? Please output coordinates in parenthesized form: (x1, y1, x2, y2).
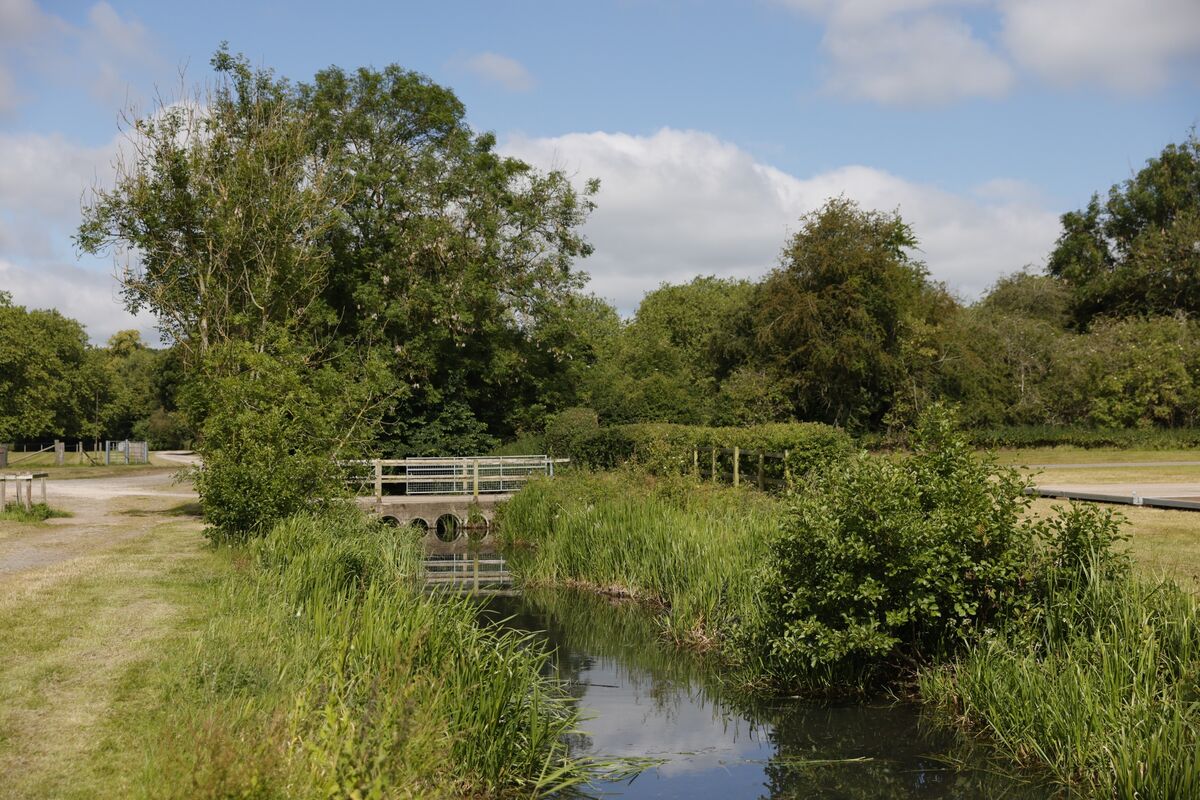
(54, 440, 64, 466)
(757, 451, 764, 490)
(125, 440, 130, 465)
(23, 477, 32, 512)
(693, 446, 698, 477)
(733, 446, 740, 488)
(711, 448, 717, 484)
(473, 459, 480, 499)
(373, 459, 382, 500)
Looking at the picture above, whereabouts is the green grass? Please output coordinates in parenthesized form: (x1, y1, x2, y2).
(115, 507, 598, 798)
(499, 469, 780, 648)
(920, 565, 1200, 799)
(0, 502, 72, 522)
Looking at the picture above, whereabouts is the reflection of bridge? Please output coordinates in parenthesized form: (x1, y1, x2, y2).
(353, 455, 566, 542)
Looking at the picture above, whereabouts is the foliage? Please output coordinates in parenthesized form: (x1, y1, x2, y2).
(190, 340, 372, 542)
(0, 502, 72, 522)
(135, 507, 595, 797)
(500, 469, 781, 647)
(542, 406, 600, 457)
(753, 198, 936, 429)
(1048, 131, 1200, 327)
(0, 295, 90, 441)
(554, 420, 853, 479)
(757, 406, 1043, 688)
(921, 567, 1199, 799)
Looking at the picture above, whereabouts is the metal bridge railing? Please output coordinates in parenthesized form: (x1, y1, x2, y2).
(350, 455, 567, 499)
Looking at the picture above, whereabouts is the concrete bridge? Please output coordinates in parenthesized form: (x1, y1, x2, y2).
(353, 455, 565, 545)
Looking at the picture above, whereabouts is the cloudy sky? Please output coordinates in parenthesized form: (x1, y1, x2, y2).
(2, 0, 1197, 343)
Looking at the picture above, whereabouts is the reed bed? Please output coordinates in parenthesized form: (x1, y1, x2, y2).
(498, 470, 780, 649)
(920, 564, 1200, 799)
(136, 507, 592, 798)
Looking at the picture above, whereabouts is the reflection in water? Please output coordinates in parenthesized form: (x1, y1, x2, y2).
(480, 589, 1052, 800)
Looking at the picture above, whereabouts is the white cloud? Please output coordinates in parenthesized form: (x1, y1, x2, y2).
(781, 0, 1012, 105)
(502, 128, 1059, 312)
(0, 131, 118, 221)
(462, 52, 536, 92)
(780, 0, 1200, 104)
(0, 0, 159, 113)
(999, 0, 1200, 92)
(0, 257, 156, 344)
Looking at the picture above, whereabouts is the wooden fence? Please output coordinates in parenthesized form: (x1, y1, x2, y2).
(692, 446, 796, 492)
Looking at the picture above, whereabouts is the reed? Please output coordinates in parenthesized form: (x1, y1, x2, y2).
(498, 470, 780, 649)
(920, 562, 1200, 799)
(133, 506, 593, 798)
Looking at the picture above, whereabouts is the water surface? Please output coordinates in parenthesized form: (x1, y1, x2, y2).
(481, 589, 1051, 800)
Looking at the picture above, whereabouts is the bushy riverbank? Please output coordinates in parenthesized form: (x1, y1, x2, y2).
(498, 412, 1200, 797)
(132, 509, 592, 798)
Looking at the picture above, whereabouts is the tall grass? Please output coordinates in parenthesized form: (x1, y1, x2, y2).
(920, 562, 1200, 799)
(135, 507, 592, 798)
(498, 470, 780, 649)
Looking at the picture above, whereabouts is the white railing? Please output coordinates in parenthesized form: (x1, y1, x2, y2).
(351, 455, 567, 499)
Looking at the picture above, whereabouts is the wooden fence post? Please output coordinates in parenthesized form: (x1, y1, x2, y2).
(757, 451, 764, 490)
(693, 447, 698, 478)
(0, 443, 7, 469)
(54, 440, 64, 466)
(373, 459, 382, 500)
(24, 478, 32, 512)
(711, 448, 718, 484)
(473, 459, 480, 499)
(733, 446, 740, 488)
(783, 449, 791, 489)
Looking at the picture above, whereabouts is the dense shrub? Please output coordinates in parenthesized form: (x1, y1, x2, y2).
(542, 406, 600, 457)
(558, 421, 853, 479)
(757, 406, 1044, 688)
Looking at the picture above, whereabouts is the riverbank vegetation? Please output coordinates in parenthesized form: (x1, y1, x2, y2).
(500, 407, 1200, 796)
(124, 508, 593, 797)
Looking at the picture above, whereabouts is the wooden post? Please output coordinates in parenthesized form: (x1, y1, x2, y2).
(757, 451, 764, 490)
(711, 448, 718, 484)
(125, 440, 131, 465)
(54, 440, 64, 466)
(733, 446, 740, 488)
(373, 459, 382, 500)
(784, 449, 791, 489)
(24, 478, 32, 512)
(77, 442, 83, 464)
(693, 447, 699, 477)
(473, 459, 480, 499)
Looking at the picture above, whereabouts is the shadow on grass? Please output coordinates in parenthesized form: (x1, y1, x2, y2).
(118, 502, 203, 519)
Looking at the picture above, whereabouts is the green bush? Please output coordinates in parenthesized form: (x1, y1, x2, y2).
(560, 421, 853, 480)
(192, 343, 355, 543)
(542, 406, 600, 457)
(757, 406, 1042, 688)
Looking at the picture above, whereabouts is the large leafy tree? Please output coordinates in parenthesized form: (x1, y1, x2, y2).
(0, 292, 90, 441)
(1048, 132, 1200, 327)
(754, 198, 932, 429)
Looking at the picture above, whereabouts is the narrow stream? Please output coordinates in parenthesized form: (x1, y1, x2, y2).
(479, 588, 1053, 799)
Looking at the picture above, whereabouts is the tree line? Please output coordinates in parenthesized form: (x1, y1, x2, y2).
(0, 291, 186, 447)
(2, 47, 1195, 533)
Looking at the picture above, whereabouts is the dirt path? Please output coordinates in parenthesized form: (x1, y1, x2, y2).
(0, 469, 197, 576)
(0, 468, 215, 797)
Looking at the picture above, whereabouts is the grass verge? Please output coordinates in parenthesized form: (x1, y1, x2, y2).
(0, 502, 72, 522)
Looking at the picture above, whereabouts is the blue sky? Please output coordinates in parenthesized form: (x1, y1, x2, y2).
(2, 0, 1198, 342)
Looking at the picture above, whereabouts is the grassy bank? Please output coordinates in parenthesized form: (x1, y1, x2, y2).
(921, 567, 1200, 798)
(118, 508, 594, 798)
(498, 432, 1200, 796)
(499, 470, 779, 647)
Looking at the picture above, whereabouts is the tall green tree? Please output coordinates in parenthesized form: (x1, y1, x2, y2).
(754, 198, 932, 429)
(1048, 132, 1200, 327)
(0, 293, 90, 442)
